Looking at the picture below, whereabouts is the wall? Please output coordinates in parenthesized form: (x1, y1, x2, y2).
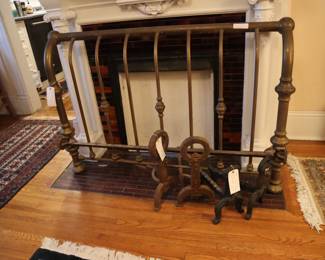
(291, 0, 325, 111)
(287, 0, 325, 140)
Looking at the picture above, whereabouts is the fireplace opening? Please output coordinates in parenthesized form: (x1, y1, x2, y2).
(82, 13, 245, 150)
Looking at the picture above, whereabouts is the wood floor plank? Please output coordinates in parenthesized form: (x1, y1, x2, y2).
(0, 111, 325, 259)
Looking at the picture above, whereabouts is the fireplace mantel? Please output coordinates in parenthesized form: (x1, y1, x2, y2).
(40, 0, 291, 158)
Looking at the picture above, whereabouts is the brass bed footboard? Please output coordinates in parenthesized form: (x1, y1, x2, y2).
(44, 17, 295, 197)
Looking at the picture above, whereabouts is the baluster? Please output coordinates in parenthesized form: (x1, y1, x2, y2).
(123, 34, 139, 145)
(95, 36, 114, 143)
(269, 18, 296, 193)
(186, 30, 193, 137)
(247, 29, 260, 172)
(216, 29, 226, 168)
(68, 38, 95, 159)
(154, 32, 165, 130)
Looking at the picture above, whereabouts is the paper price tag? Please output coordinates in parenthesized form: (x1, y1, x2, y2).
(228, 169, 240, 195)
(155, 137, 166, 161)
(233, 23, 249, 29)
(47, 86, 56, 107)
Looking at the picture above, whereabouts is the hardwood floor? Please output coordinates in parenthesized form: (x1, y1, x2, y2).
(0, 107, 324, 259)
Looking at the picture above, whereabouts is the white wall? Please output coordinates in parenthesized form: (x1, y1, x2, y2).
(286, 0, 325, 140)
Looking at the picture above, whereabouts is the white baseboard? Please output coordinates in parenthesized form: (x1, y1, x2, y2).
(287, 111, 325, 141)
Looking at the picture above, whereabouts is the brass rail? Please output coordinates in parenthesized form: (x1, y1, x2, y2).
(69, 141, 270, 158)
(52, 21, 284, 43)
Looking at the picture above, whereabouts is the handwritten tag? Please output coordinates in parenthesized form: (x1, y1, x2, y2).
(46, 86, 56, 107)
(228, 169, 240, 195)
(155, 137, 166, 161)
(233, 23, 249, 29)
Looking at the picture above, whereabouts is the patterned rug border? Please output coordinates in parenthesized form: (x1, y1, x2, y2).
(287, 154, 325, 232)
(0, 119, 61, 208)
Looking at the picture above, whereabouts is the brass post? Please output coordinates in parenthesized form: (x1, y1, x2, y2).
(44, 32, 85, 173)
(268, 18, 295, 193)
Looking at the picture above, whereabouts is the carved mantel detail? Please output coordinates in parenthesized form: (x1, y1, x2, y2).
(43, 10, 77, 32)
(116, 0, 187, 16)
(248, 0, 274, 21)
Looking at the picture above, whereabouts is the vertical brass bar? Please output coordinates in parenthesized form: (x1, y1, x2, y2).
(186, 30, 193, 137)
(95, 36, 114, 143)
(45, 32, 84, 173)
(68, 39, 95, 158)
(154, 32, 165, 130)
(247, 29, 260, 172)
(216, 29, 226, 151)
(123, 34, 139, 145)
(269, 18, 295, 193)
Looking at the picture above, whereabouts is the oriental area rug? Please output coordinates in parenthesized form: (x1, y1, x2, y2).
(0, 119, 61, 208)
(287, 154, 325, 232)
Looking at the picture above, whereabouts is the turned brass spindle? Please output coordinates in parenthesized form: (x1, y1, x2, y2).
(95, 36, 114, 143)
(154, 32, 165, 130)
(186, 30, 193, 137)
(216, 30, 226, 151)
(68, 38, 95, 159)
(123, 34, 139, 145)
(269, 18, 296, 193)
(247, 29, 260, 172)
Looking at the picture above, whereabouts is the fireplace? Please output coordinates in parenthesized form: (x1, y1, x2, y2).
(82, 13, 245, 150)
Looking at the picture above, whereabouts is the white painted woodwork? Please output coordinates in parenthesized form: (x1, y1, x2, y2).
(0, 1, 41, 115)
(119, 71, 214, 147)
(15, 21, 43, 91)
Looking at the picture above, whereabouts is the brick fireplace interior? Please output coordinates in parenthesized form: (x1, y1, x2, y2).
(82, 13, 245, 150)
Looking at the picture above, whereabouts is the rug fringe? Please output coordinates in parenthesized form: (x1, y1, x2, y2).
(41, 237, 159, 260)
(287, 154, 324, 232)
